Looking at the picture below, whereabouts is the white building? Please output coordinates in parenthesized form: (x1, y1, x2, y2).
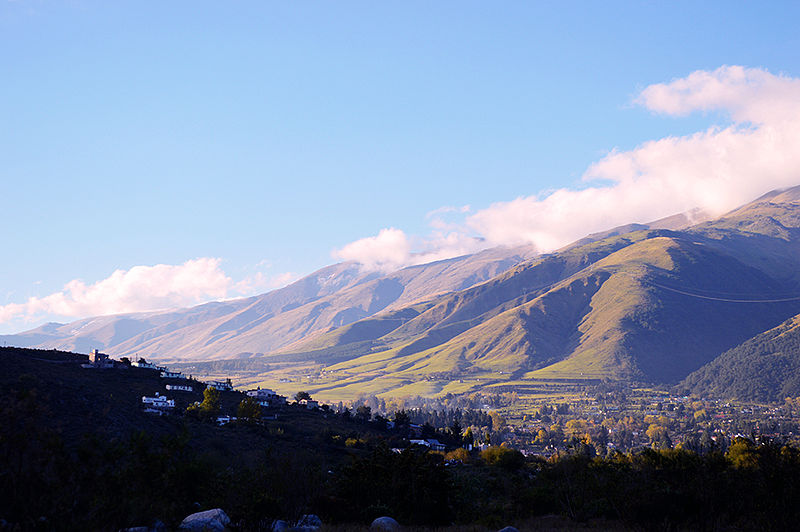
(246, 388, 283, 406)
(133, 358, 161, 370)
(134, 361, 157, 369)
(88, 349, 114, 368)
(409, 439, 446, 451)
(142, 393, 175, 410)
(166, 384, 193, 392)
(299, 398, 319, 409)
(160, 370, 182, 379)
(207, 380, 233, 391)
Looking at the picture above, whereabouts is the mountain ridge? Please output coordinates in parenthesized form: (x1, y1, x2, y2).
(8, 187, 800, 400)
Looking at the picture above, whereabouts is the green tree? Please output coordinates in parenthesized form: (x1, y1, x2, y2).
(355, 404, 372, 423)
(237, 395, 262, 422)
(489, 410, 506, 432)
(463, 427, 474, 445)
(393, 409, 410, 426)
(187, 386, 221, 420)
(294, 391, 312, 402)
(449, 419, 463, 446)
(727, 437, 758, 469)
(480, 445, 525, 470)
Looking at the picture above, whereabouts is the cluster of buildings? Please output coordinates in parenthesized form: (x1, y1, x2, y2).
(141, 393, 175, 415)
(82, 349, 300, 420)
(246, 387, 285, 406)
(83, 349, 117, 369)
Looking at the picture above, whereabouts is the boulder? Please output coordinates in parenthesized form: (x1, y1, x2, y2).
(178, 508, 231, 531)
(271, 520, 290, 532)
(296, 514, 322, 528)
(370, 516, 401, 531)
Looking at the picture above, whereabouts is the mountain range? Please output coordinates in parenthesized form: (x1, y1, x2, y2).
(7, 187, 800, 400)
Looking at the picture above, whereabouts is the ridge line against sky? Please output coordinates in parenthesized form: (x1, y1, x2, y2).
(2, 2, 800, 334)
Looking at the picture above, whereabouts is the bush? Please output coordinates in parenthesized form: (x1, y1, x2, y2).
(445, 447, 470, 462)
(480, 446, 525, 470)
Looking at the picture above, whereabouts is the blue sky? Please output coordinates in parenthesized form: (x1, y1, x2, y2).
(2, 1, 800, 333)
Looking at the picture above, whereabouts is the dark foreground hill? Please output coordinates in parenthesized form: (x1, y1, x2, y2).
(0, 347, 395, 529)
(7, 347, 800, 531)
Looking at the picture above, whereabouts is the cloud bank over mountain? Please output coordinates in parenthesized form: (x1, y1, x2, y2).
(0, 258, 296, 326)
(338, 66, 800, 271)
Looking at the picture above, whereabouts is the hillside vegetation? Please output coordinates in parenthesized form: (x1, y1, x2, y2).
(683, 314, 800, 402)
(8, 347, 800, 531)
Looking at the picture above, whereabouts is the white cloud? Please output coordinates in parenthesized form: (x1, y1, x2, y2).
(0, 258, 232, 323)
(0, 254, 314, 328)
(635, 65, 800, 123)
(333, 228, 413, 272)
(425, 205, 471, 219)
(332, 226, 487, 273)
(335, 66, 800, 269)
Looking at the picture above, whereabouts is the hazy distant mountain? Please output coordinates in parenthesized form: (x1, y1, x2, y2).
(1, 246, 536, 360)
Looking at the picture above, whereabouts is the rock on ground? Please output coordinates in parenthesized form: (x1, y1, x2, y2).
(178, 508, 231, 532)
(271, 520, 290, 532)
(370, 516, 401, 531)
(296, 514, 322, 528)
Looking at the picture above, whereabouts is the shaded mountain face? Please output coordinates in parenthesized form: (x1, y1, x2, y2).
(7, 186, 800, 397)
(682, 314, 800, 403)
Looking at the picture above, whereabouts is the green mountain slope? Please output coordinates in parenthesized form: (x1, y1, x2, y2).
(682, 314, 800, 402)
(265, 187, 800, 398)
(307, 233, 800, 394)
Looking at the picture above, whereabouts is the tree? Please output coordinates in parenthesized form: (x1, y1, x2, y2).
(355, 405, 372, 423)
(480, 446, 524, 470)
(463, 427, 474, 445)
(489, 410, 506, 432)
(373, 414, 388, 430)
(393, 410, 410, 427)
(445, 447, 470, 462)
(449, 419, 463, 446)
(727, 437, 758, 468)
(646, 424, 671, 449)
(187, 386, 221, 420)
(237, 396, 262, 422)
(294, 391, 311, 402)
